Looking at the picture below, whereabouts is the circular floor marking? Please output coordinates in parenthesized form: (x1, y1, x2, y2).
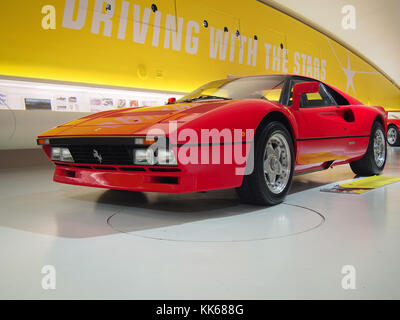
(107, 203, 325, 242)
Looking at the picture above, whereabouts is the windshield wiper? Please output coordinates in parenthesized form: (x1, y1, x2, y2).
(182, 95, 232, 103)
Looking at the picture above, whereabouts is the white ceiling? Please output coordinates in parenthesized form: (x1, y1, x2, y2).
(262, 0, 400, 88)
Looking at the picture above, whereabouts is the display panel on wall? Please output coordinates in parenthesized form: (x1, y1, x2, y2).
(0, 0, 399, 110)
(388, 112, 400, 120)
(0, 78, 182, 112)
(0, 93, 7, 109)
(24, 98, 52, 110)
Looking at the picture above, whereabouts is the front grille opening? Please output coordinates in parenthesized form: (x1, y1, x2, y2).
(149, 168, 181, 172)
(56, 163, 71, 167)
(67, 145, 132, 165)
(147, 176, 179, 184)
(73, 165, 91, 169)
(64, 170, 76, 178)
(93, 166, 117, 171)
(119, 167, 146, 172)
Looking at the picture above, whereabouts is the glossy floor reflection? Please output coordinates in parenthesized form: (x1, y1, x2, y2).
(0, 147, 400, 299)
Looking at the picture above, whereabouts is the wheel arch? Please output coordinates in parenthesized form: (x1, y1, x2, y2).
(255, 111, 297, 153)
(374, 114, 384, 127)
(373, 114, 386, 136)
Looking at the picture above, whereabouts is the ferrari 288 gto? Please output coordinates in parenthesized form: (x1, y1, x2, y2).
(37, 74, 387, 205)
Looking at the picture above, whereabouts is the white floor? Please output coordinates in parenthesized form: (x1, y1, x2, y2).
(1, 148, 400, 299)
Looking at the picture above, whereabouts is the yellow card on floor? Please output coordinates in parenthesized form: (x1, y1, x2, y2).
(340, 176, 400, 189)
(349, 189, 371, 194)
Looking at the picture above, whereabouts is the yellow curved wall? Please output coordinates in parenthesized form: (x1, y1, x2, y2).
(1, 0, 399, 110)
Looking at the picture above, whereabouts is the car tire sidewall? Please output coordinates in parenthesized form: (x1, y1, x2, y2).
(387, 125, 399, 146)
(254, 122, 295, 204)
(370, 122, 387, 173)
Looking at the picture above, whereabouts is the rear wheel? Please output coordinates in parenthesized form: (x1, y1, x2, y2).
(350, 121, 387, 176)
(387, 125, 400, 146)
(236, 121, 294, 205)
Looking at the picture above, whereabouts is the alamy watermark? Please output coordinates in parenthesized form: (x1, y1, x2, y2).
(341, 5, 356, 30)
(146, 121, 255, 176)
(341, 265, 356, 290)
(41, 265, 56, 290)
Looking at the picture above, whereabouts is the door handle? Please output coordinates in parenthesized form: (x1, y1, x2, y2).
(319, 111, 337, 116)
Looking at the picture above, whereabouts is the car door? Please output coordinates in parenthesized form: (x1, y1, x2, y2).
(287, 78, 348, 166)
(322, 84, 371, 159)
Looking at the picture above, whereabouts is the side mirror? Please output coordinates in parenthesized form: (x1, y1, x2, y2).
(292, 82, 319, 110)
(167, 97, 176, 104)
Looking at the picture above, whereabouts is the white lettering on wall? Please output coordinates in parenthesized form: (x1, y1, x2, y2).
(133, 4, 151, 44)
(91, 0, 115, 37)
(247, 38, 257, 66)
(238, 35, 247, 64)
(62, 0, 88, 30)
(185, 20, 200, 55)
(210, 27, 229, 60)
(117, 1, 129, 40)
(272, 45, 280, 71)
(164, 14, 184, 51)
(264, 43, 272, 70)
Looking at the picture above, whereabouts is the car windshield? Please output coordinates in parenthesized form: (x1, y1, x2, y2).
(177, 75, 287, 103)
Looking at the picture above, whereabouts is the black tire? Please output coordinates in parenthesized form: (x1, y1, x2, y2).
(387, 125, 400, 146)
(236, 121, 294, 205)
(350, 121, 387, 176)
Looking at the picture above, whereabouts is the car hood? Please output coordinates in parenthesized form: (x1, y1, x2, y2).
(38, 100, 238, 137)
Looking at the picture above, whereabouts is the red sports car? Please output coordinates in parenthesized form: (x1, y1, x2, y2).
(37, 75, 387, 205)
(387, 110, 400, 146)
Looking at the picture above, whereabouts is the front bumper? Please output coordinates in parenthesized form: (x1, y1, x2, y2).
(53, 162, 197, 193)
(50, 143, 248, 193)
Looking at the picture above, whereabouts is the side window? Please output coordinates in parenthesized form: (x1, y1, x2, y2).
(262, 87, 284, 102)
(324, 84, 350, 105)
(302, 87, 333, 108)
(288, 79, 336, 108)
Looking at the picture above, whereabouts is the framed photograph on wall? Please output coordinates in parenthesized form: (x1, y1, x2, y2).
(0, 92, 8, 109)
(24, 98, 52, 110)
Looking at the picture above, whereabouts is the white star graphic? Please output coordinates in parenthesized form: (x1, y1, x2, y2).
(327, 39, 378, 95)
(342, 56, 357, 94)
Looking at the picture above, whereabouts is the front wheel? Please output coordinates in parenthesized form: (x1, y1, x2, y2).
(350, 121, 387, 176)
(387, 125, 400, 146)
(236, 121, 294, 205)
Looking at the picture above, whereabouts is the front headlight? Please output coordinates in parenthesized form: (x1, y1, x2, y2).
(133, 149, 154, 165)
(51, 147, 61, 161)
(51, 147, 74, 162)
(61, 148, 74, 162)
(133, 148, 177, 166)
(157, 149, 177, 165)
